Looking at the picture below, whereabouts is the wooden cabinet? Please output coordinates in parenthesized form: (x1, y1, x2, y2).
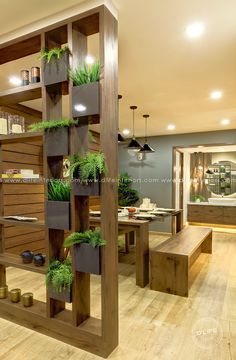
(188, 204, 236, 226)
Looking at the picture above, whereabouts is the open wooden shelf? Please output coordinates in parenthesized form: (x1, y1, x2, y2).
(0, 217, 45, 228)
(0, 253, 46, 274)
(0, 132, 42, 144)
(0, 83, 42, 106)
(0, 178, 43, 184)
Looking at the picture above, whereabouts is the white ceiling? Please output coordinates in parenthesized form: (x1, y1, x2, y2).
(180, 145, 236, 153)
(0, 0, 236, 136)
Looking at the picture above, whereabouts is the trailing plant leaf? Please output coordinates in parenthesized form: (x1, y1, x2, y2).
(28, 119, 79, 132)
(69, 60, 101, 86)
(118, 172, 139, 206)
(64, 229, 106, 248)
(40, 45, 71, 63)
(48, 179, 71, 201)
(46, 258, 72, 294)
(69, 152, 107, 183)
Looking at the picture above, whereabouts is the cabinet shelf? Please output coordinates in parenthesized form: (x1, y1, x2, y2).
(0, 217, 45, 228)
(0, 132, 42, 144)
(0, 83, 42, 106)
(0, 253, 46, 274)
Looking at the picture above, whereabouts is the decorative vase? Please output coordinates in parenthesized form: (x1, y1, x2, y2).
(10, 288, 21, 303)
(0, 285, 8, 299)
(22, 292, 34, 307)
(33, 253, 46, 267)
(20, 250, 34, 264)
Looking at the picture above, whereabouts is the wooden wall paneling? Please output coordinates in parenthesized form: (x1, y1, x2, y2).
(99, 6, 119, 351)
(0, 143, 6, 286)
(68, 22, 91, 327)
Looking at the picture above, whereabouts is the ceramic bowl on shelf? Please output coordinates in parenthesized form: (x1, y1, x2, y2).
(127, 207, 137, 215)
(33, 253, 46, 267)
(20, 250, 34, 264)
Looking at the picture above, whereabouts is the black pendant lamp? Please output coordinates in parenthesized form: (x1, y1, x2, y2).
(118, 94, 125, 143)
(127, 105, 142, 150)
(140, 114, 155, 153)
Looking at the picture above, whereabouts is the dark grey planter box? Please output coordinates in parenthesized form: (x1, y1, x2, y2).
(46, 201, 70, 230)
(72, 178, 100, 196)
(45, 127, 69, 157)
(47, 283, 72, 303)
(72, 243, 102, 275)
(72, 82, 100, 117)
(43, 53, 69, 86)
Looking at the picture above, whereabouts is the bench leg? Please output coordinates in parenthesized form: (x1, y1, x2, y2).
(150, 253, 189, 297)
(201, 233, 212, 254)
(124, 233, 130, 254)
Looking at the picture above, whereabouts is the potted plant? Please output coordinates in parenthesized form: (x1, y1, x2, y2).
(69, 60, 100, 117)
(192, 194, 205, 203)
(118, 172, 139, 206)
(46, 258, 73, 303)
(64, 229, 106, 275)
(40, 45, 71, 86)
(29, 118, 79, 157)
(69, 152, 106, 196)
(46, 179, 71, 230)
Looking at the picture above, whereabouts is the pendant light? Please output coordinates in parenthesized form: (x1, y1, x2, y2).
(118, 94, 125, 142)
(127, 105, 142, 150)
(140, 114, 155, 153)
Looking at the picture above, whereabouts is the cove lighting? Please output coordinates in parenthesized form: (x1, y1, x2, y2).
(74, 104, 87, 112)
(210, 90, 223, 100)
(9, 76, 22, 86)
(221, 119, 230, 125)
(122, 129, 130, 135)
(167, 124, 175, 131)
(186, 22, 205, 39)
(85, 55, 95, 65)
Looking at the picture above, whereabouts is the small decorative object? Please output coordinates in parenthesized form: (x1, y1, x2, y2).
(20, 70, 29, 86)
(0, 111, 9, 134)
(8, 115, 25, 134)
(20, 250, 34, 264)
(127, 207, 136, 215)
(10, 288, 21, 303)
(46, 258, 72, 303)
(139, 197, 156, 211)
(0, 285, 8, 299)
(22, 292, 33, 307)
(33, 253, 46, 267)
(31, 66, 40, 83)
(64, 229, 106, 275)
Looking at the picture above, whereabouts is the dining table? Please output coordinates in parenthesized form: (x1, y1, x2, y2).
(90, 208, 183, 288)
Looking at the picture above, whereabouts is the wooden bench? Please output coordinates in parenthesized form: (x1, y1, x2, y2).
(150, 226, 212, 297)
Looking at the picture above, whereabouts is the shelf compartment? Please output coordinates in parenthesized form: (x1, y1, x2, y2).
(0, 253, 46, 274)
(0, 83, 42, 106)
(0, 132, 42, 144)
(0, 217, 45, 229)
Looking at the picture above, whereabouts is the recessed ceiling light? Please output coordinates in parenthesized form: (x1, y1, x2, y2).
(9, 76, 21, 86)
(167, 124, 175, 130)
(74, 104, 87, 112)
(198, 145, 204, 148)
(85, 55, 95, 65)
(122, 129, 130, 135)
(210, 90, 223, 100)
(186, 22, 205, 38)
(221, 119, 230, 125)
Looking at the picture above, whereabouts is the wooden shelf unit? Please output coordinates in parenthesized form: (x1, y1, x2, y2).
(0, 253, 46, 274)
(0, 4, 118, 358)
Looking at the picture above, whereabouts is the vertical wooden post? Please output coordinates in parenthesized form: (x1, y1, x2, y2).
(99, 6, 119, 350)
(0, 144, 6, 286)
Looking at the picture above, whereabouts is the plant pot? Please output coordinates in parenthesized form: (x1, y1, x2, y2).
(46, 201, 70, 230)
(45, 127, 69, 157)
(72, 178, 100, 196)
(43, 53, 69, 86)
(72, 82, 100, 117)
(47, 283, 72, 303)
(72, 243, 102, 275)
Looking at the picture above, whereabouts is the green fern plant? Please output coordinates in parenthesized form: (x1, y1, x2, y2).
(40, 45, 71, 63)
(28, 119, 79, 132)
(48, 180, 71, 201)
(46, 258, 72, 294)
(64, 229, 106, 248)
(69, 60, 100, 86)
(69, 152, 107, 183)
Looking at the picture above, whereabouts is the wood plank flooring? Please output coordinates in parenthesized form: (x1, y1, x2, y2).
(0, 231, 235, 360)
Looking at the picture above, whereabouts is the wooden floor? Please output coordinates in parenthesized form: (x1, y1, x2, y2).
(0, 231, 236, 360)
